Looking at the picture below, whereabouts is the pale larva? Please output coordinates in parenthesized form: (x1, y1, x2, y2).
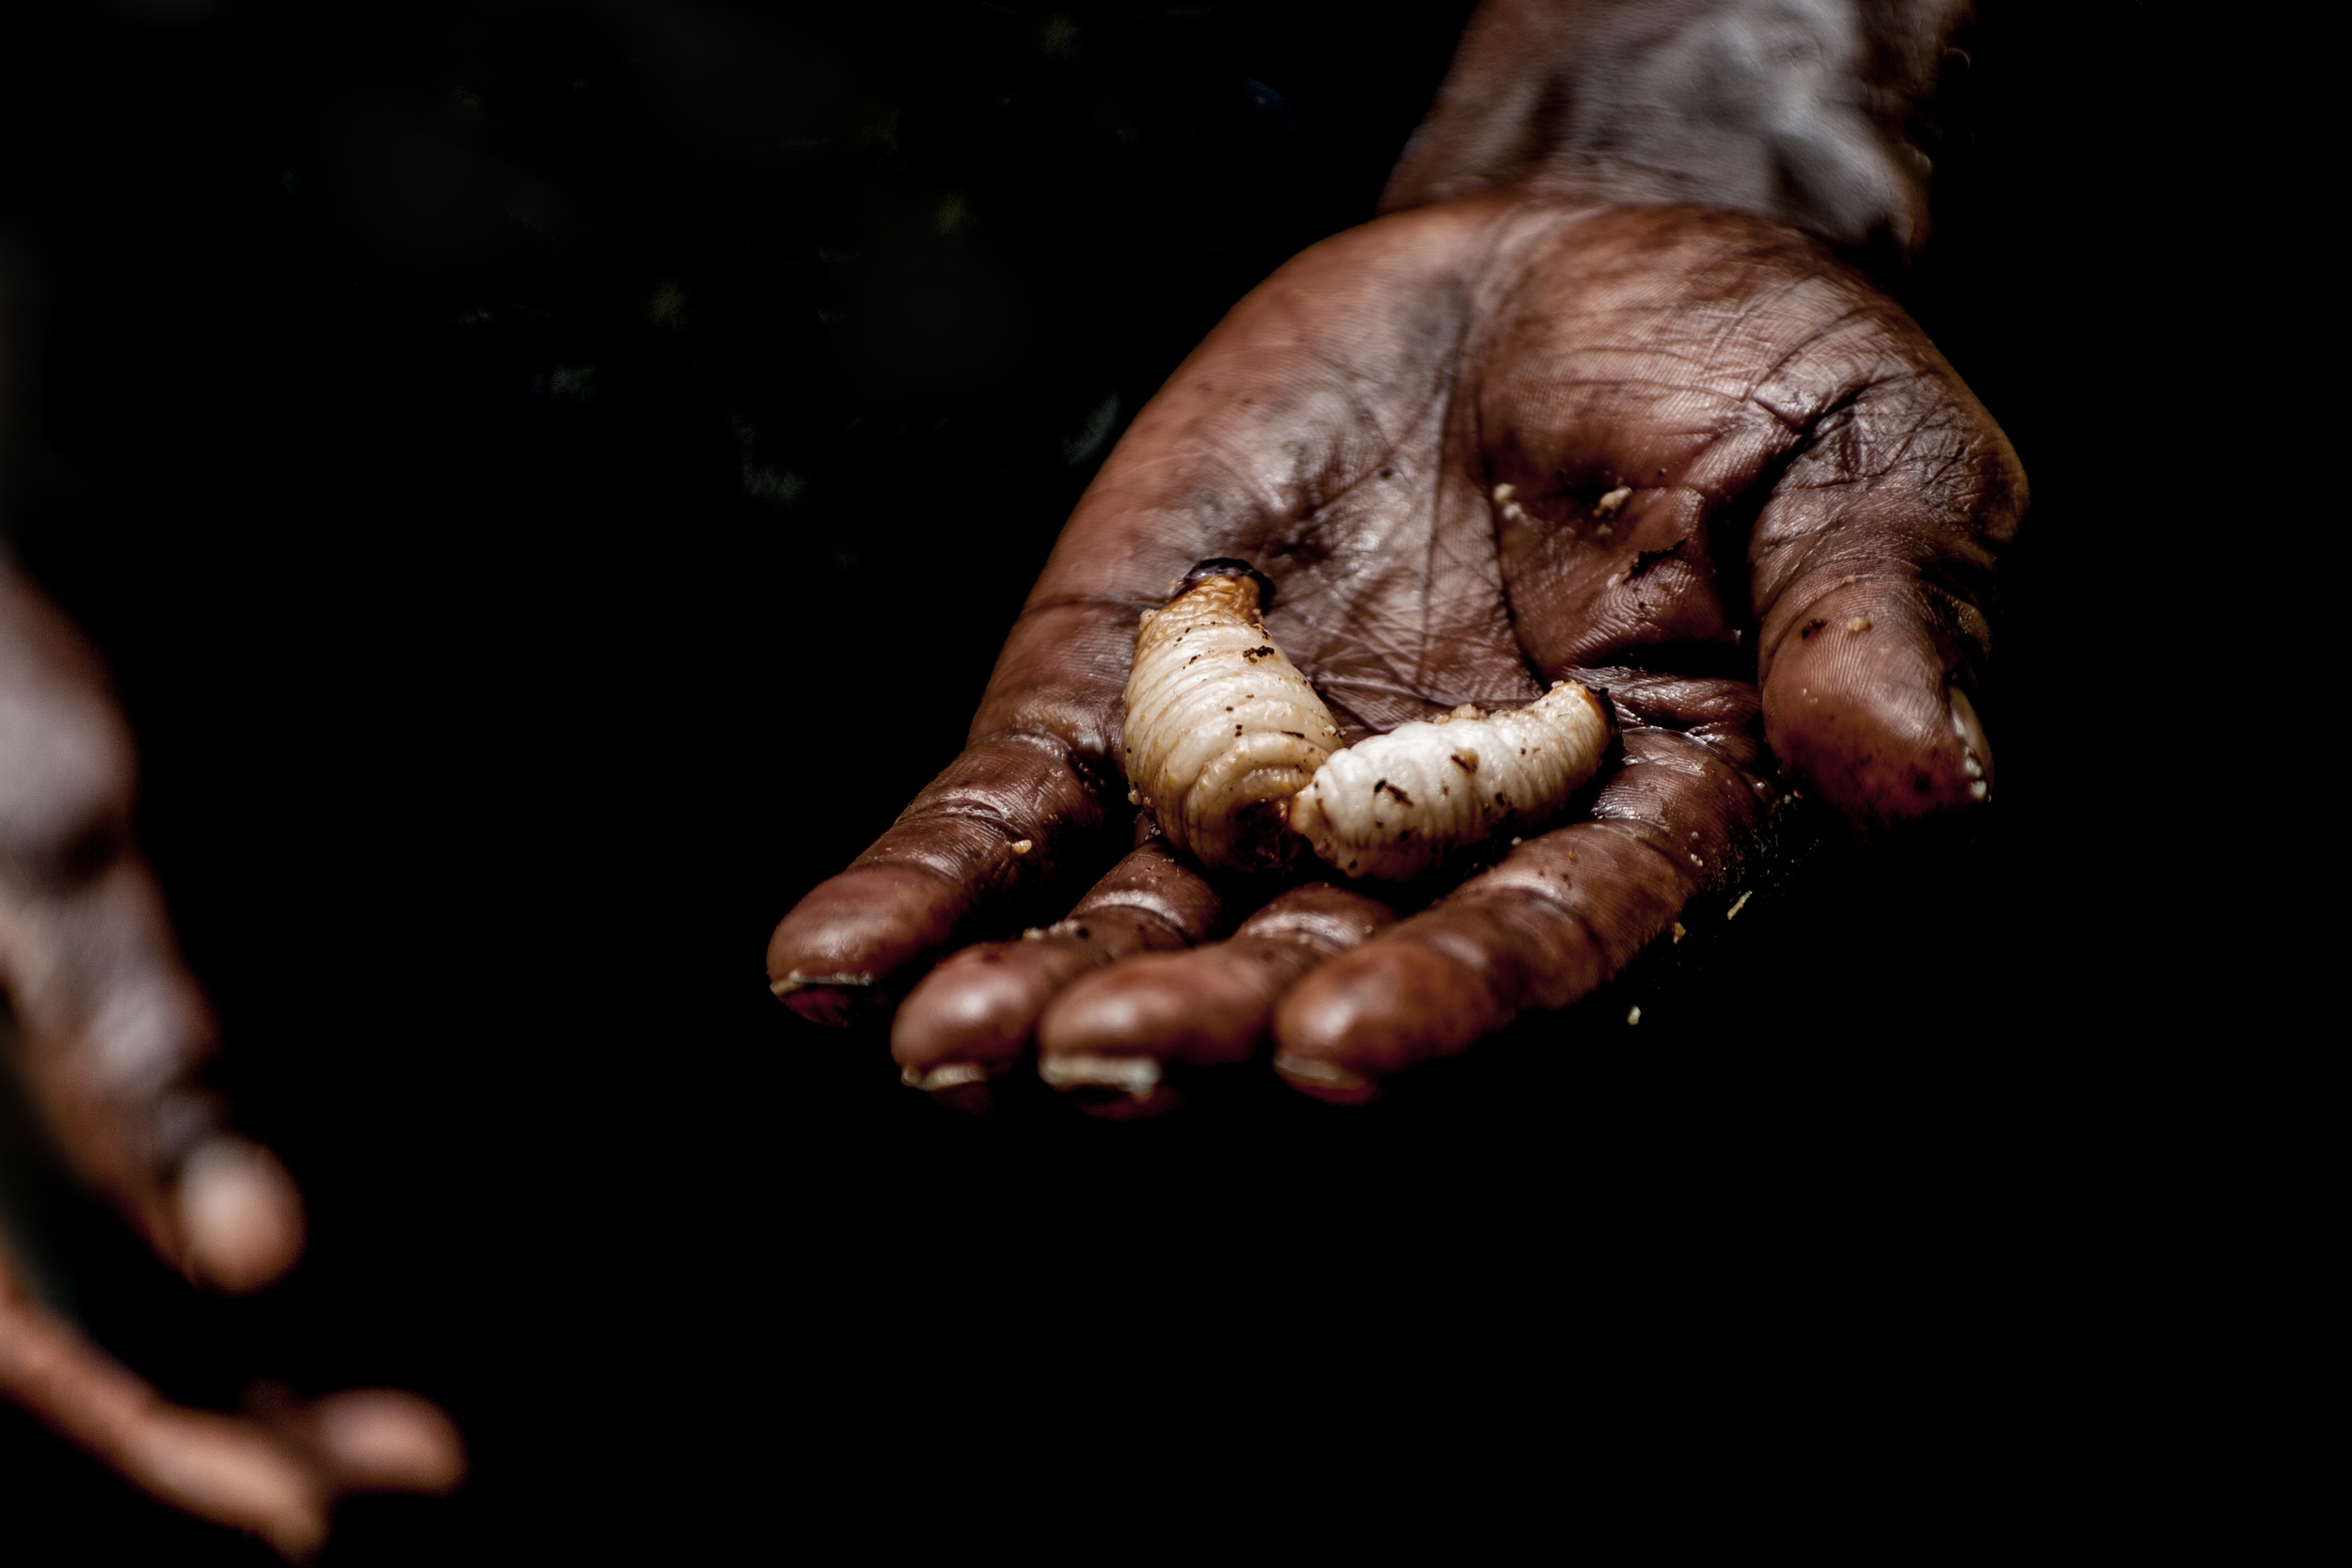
(1289, 681, 1613, 881)
(1120, 561, 1341, 872)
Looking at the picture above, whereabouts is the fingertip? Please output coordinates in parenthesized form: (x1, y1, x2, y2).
(1763, 591, 1992, 825)
(766, 865, 968, 1023)
(1037, 947, 1287, 1070)
(1272, 941, 1504, 1095)
(308, 1390, 467, 1497)
(176, 1137, 306, 1295)
(890, 940, 1090, 1075)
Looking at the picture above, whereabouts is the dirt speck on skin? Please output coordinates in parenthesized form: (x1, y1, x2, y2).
(1845, 616, 1871, 634)
(1626, 539, 1685, 580)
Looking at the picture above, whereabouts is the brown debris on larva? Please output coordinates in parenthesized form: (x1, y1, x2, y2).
(1120, 562, 1339, 872)
(1291, 681, 1613, 881)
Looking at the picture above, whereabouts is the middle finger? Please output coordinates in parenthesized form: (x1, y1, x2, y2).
(889, 832, 1229, 1099)
(1034, 881, 1398, 1104)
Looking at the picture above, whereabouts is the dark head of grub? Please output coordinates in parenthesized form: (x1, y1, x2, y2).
(1222, 795, 1303, 875)
(1588, 686, 1619, 737)
(1180, 558, 1277, 611)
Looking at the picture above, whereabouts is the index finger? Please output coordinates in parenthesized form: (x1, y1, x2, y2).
(765, 601, 1136, 1023)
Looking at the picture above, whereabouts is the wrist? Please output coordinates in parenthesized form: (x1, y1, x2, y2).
(1382, 0, 1967, 253)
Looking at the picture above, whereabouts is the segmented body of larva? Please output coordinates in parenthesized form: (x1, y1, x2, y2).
(1290, 681, 1613, 880)
(1120, 562, 1342, 872)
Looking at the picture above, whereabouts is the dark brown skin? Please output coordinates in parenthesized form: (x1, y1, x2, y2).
(0, 564, 465, 1559)
(771, 164, 2023, 1098)
(890, 832, 1230, 1086)
(1040, 882, 1400, 1074)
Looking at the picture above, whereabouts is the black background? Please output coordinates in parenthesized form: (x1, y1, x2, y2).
(1, 2, 2224, 1559)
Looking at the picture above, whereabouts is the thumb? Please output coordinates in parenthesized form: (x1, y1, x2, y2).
(1750, 343, 2026, 825)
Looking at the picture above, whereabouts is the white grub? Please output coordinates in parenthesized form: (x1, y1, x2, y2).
(1626, 1006, 1643, 1025)
(1672, 921, 1686, 944)
(1122, 566, 1341, 872)
(1291, 681, 1613, 881)
(1595, 483, 1633, 516)
(1010, 838, 1033, 855)
(1725, 891, 1752, 919)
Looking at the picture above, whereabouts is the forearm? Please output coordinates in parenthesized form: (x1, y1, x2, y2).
(1382, 0, 1967, 250)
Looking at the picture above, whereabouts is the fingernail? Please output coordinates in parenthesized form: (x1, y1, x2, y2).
(771, 969, 874, 997)
(1271, 1053, 1375, 1101)
(1036, 1053, 1162, 1098)
(899, 1061, 1000, 1092)
(1948, 686, 1994, 801)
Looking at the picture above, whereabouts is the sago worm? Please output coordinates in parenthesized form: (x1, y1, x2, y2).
(1120, 560, 1342, 872)
(1288, 681, 1613, 880)
(1122, 560, 1614, 880)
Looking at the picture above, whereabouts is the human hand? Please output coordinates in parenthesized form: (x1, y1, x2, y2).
(766, 183, 2022, 1109)
(0, 564, 463, 1558)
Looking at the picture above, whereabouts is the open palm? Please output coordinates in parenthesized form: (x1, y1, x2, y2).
(767, 191, 2022, 1107)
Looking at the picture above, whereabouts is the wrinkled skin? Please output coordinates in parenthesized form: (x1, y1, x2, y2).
(768, 193, 2024, 1103)
(0, 565, 464, 1559)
